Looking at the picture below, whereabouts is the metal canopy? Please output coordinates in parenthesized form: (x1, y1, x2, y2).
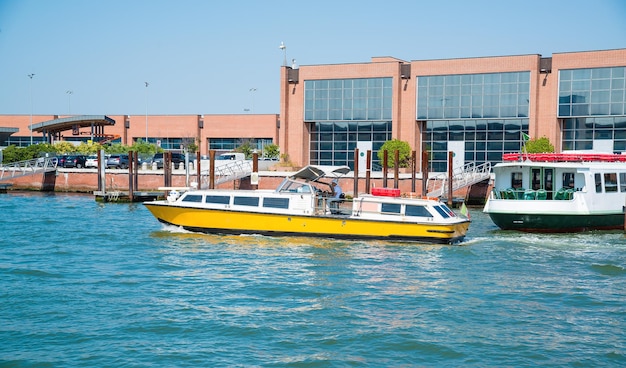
(0, 127, 19, 146)
(290, 165, 351, 182)
(30, 115, 115, 134)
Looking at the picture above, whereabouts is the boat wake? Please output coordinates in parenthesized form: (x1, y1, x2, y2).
(468, 229, 626, 250)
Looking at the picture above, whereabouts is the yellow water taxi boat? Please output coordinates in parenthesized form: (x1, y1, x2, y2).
(144, 165, 470, 244)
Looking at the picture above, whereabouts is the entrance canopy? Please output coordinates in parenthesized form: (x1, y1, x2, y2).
(31, 115, 115, 135)
(30, 115, 116, 144)
(0, 127, 19, 146)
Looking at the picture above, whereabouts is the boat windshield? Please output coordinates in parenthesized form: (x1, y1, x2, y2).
(276, 178, 314, 193)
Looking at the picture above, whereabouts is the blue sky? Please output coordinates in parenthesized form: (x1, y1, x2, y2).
(0, 0, 624, 116)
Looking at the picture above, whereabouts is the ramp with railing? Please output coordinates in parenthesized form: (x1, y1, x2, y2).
(198, 160, 253, 188)
(0, 157, 58, 181)
(426, 161, 491, 198)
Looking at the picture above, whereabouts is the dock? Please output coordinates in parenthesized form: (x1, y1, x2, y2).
(0, 183, 13, 193)
(94, 191, 165, 203)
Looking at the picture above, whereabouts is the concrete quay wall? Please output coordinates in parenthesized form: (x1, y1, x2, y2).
(2, 169, 486, 205)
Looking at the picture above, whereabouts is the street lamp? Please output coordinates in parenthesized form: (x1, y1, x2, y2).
(145, 82, 149, 142)
(66, 90, 73, 115)
(28, 73, 35, 145)
(249, 88, 257, 113)
(279, 41, 287, 66)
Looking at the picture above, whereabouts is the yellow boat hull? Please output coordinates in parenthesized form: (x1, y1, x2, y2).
(144, 203, 470, 244)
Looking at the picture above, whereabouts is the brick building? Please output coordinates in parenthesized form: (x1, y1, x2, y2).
(2, 48, 626, 172)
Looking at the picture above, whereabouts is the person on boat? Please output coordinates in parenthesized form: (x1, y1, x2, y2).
(329, 180, 344, 214)
(331, 179, 343, 199)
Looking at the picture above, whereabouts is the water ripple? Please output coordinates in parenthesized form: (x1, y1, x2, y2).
(0, 194, 625, 366)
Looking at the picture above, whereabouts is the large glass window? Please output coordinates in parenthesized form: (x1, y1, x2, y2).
(562, 116, 626, 152)
(418, 72, 530, 171)
(422, 118, 528, 172)
(306, 77, 393, 171)
(559, 67, 626, 117)
(417, 72, 530, 120)
(305, 78, 392, 121)
(208, 138, 273, 153)
(310, 121, 392, 170)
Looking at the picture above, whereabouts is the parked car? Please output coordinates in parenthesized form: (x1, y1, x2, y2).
(106, 154, 129, 169)
(56, 155, 69, 167)
(63, 155, 88, 168)
(150, 152, 191, 169)
(85, 155, 98, 168)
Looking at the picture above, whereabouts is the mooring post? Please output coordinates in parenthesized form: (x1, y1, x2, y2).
(421, 151, 429, 197)
(128, 151, 134, 202)
(394, 149, 399, 189)
(383, 150, 388, 188)
(411, 150, 416, 193)
(353, 148, 359, 198)
(196, 151, 201, 189)
(365, 150, 371, 194)
(209, 149, 215, 189)
(448, 151, 453, 207)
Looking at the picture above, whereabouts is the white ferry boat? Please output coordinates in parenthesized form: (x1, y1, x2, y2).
(483, 153, 626, 232)
(144, 165, 470, 244)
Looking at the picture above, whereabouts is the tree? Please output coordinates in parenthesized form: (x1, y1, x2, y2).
(523, 136, 555, 153)
(377, 139, 412, 168)
(263, 143, 280, 159)
(234, 139, 255, 159)
(53, 142, 76, 155)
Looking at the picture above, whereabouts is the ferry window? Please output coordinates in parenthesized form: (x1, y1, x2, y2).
(544, 169, 553, 193)
(234, 196, 259, 206)
(182, 194, 203, 203)
(511, 172, 523, 189)
(263, 197, 290, 209)
(433, 206, 451, 218)
(595, 173, 602, 193)
(620, 173, 626, 192)
(531, 168, 541, 190)
(562, 172, 575, 189)
(405, 205, 433, 217)
(604, 173, 618, 192)
(381, 203, 401, 214)
(204, 195, 230, 204)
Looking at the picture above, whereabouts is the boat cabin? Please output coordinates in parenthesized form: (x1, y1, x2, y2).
(493, 153, 626, 200)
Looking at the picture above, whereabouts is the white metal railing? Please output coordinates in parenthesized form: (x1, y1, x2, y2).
(0, 157, 58, 181)
(426, 161, 491, 198)
(198, 160, 253, 188)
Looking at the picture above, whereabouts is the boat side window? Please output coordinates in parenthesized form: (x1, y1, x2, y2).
(204, 195, 230, 204)
(620, 173, 626, 192)
(263, 197, 290, 209)
(182, 194, 203, 203)
(604, 173, 618, 192)
(234, 196, 260, 206)
(595, 173, 602, 193)
(405, 205, 434, 218)
(381, 203, 401, 215)
(439, 204, 456, 217)
(511, 172, 523, 189)
(433, 206, 451, 218)
(562, 172, 575, 189)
